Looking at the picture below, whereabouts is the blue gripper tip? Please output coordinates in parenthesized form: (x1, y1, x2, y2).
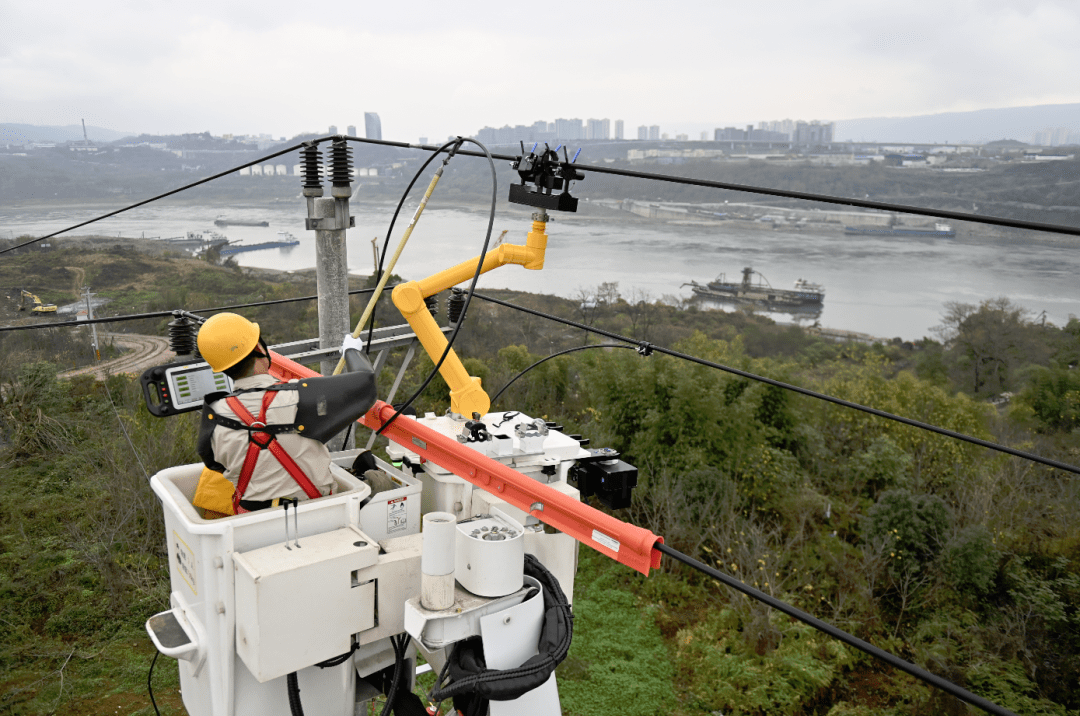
(572, 148, 582, 163)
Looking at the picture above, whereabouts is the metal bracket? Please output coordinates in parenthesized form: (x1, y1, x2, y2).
(305, 215, 356, 231)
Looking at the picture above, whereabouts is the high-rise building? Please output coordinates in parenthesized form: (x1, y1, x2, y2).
(637, 125, 648, 140)
(364, 113, 382, 141)
(615, 120, 624, 140)
(586, 118, 610, 141)
(554, 118, 584, 141)
(347, 125, 357, 137)
(648, 125, 660, 141)
(792, 120, 833, 146)
(329, 125, 338, 135)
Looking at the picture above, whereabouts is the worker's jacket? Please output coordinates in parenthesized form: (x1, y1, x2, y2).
(196, 349, 377, 504)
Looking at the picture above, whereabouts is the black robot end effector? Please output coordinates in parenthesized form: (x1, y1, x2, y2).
(568, 447, 638, 509)
(508, 143, 583, 212)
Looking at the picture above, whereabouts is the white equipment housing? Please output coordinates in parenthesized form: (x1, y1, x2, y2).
(147, 411, 584, 716)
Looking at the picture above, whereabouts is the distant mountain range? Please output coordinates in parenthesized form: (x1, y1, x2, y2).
(0, 123, 134, 144)
(834, 103, 1080, 144)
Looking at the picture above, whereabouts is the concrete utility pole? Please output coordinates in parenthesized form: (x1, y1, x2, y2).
(303, 139, 356, 448)
(83, 286, 101, 360)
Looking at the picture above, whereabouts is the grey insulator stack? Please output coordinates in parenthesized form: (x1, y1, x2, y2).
(447, 288, 467, 325)
(328, 139, 353, 189)
(168, 315, 199, 359)
(301, 144, 323, 192)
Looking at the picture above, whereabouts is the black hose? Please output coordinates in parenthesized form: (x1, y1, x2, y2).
(375, 137, 499, 436)
(147, 650, 161, 716)
(364, 138, 464, 353)
(380, 633, 411, 716)
(287, 671, 305, 716)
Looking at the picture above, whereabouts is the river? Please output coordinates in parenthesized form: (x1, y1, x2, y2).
(3, 201, 1078, 341)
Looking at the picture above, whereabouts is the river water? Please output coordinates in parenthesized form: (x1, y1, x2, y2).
(3, 201, 1078, 341)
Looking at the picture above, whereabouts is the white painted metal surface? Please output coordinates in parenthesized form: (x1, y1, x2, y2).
(481, 577, 561, 716)
(455, 512, 524, 598)
(233, 525, 379, 682)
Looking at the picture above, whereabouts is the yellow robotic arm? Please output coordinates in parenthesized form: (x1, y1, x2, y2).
(392, 209, 550, 417)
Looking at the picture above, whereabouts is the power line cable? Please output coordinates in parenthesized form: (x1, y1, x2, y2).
(0, 287, 386, 333)
(0, 141, 315, 255)
(656, 542, 1017, 716)
(6, 134, 1078, 262)
(490, 343, 638, 407)
(355, 139, 1080, 238)
(470, 291, 1080, 477)
(569, 162, 1080, 238)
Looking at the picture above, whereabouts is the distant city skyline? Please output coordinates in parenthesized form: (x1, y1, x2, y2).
(3, 1, 1078, 145)
(476, 117, 836, 146)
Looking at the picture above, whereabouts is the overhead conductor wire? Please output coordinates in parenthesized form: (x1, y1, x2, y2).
(0, 141, 315, 255)
(5, 135, 1078, 260)
(0, 288, 385, 333)
(656, 543, 1019, 716)
(471, 291, 1080, 477)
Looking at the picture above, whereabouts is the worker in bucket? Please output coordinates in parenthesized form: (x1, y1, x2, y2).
(194, 312, 376, 515)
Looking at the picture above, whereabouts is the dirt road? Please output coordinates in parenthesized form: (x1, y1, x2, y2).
(59, 333, 175, 381)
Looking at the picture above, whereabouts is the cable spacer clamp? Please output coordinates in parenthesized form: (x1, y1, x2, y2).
(636, 342, 654, 357)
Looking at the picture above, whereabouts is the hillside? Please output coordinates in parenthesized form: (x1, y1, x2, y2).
(1, 242, 1078, 715)
(835, 103, 1080, 144)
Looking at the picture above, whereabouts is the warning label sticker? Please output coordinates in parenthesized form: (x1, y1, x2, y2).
(592, 529, 621, 554)
(387, 497, 408, 534)
(174, 531, 197, 595)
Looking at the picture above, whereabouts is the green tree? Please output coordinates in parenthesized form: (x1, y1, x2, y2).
(864, 489, 951, 578)
(1016, 363, 1080, 431)
(933, 298, 1047, 396)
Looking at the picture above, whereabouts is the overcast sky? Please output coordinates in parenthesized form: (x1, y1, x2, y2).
(2, 0, 1077, 142)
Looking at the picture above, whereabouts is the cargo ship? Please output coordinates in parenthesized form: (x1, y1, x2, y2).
(683, 267, 825, 312)
(214, 218, 270, 227)
(843, 221, 955, 238)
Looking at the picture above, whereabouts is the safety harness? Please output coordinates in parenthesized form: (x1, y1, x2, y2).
(224, 389, 322, 514)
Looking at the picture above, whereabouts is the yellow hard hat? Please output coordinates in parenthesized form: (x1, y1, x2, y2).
(198, 313, 260, 372)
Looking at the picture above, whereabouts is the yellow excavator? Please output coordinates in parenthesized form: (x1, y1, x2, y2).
(18, 289, 57, 314)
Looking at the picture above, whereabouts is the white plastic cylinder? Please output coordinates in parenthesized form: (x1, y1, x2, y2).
(422, 512, 457, 576)
(421, 512, 457, 611)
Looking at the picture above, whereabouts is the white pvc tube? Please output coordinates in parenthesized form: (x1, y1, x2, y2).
(421, 512, 456, 577)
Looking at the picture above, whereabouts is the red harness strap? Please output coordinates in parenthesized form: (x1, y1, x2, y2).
(225, 390, 322, 513)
